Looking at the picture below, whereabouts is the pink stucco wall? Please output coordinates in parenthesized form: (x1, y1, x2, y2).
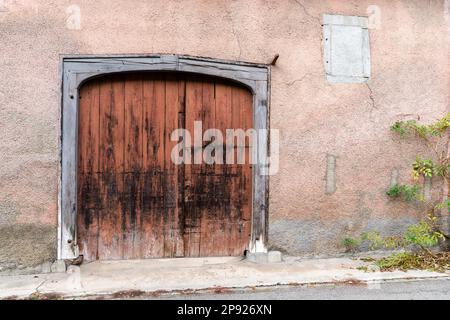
(0, 0, 448, 273)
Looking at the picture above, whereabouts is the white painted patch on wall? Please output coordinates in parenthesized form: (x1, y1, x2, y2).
(66, 4, 81, 30)
(323, 14, 371, 83)
(325, 154, 337, 194)
(250, 237, 268, 254)
(390, 168, 399, 187)
(423, 176, 432, 201)
(367, 5, 382, 30)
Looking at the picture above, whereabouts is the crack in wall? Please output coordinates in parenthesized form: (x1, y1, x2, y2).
(286, 73, 312, 86)
(293, 0, 321, 25)
(365, 83, 377, 110)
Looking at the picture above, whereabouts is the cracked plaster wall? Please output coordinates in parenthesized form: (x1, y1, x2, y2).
(0, 0, 448, 272)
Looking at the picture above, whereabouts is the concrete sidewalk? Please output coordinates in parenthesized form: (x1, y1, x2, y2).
(1, 256, 449, 299)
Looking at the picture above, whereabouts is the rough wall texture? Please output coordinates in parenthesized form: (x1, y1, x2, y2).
(0, 0, 448, 273)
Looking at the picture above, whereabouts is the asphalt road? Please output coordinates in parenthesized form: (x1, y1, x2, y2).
(145, 278, 450, 300)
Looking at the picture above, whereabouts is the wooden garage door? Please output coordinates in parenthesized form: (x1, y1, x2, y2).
(77, 72, 253, 261)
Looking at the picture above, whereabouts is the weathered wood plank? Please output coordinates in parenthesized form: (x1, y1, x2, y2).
(164, 74, 181, 257)
(239, 86, 254, 254)
(123, 74, 144, 259)
(98, 75, 126, 260)
(141, 74, 165, 258)
(250, 80, 269, 253)
(184, 77, 203, 257)
(77, 81, 100, 261)
(198, 80, 217, 257)
(176, 78, 186, 257)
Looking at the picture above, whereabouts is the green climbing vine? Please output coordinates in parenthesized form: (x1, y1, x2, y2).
(343, 112, 450, 271)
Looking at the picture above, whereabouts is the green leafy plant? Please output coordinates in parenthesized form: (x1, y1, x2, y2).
(348, 220, 443, 253)
(386, 184, 421, 201)
(376, 252, 419, 271)
(390, 113, 450, 138)
(356, 265, 369, 272)
(404, 221, 444, 251)
(344, 113, 450, 271)
(390, 113, 450, 242)
(376, 252, 450, 272)
(360, 231, 384, 250)
(342, 237, 361, 252)
(413, 157, 438, 179)
(391, 113, 449, 190)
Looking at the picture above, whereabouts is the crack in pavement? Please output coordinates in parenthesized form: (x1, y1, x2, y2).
(34, 277, 48, 293)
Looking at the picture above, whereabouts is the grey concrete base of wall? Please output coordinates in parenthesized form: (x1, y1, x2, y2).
(268, 216, 421, 257)
(0, 224, 56, 275)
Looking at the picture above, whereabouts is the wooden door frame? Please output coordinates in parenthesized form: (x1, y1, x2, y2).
(59, 54, 270, 260)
